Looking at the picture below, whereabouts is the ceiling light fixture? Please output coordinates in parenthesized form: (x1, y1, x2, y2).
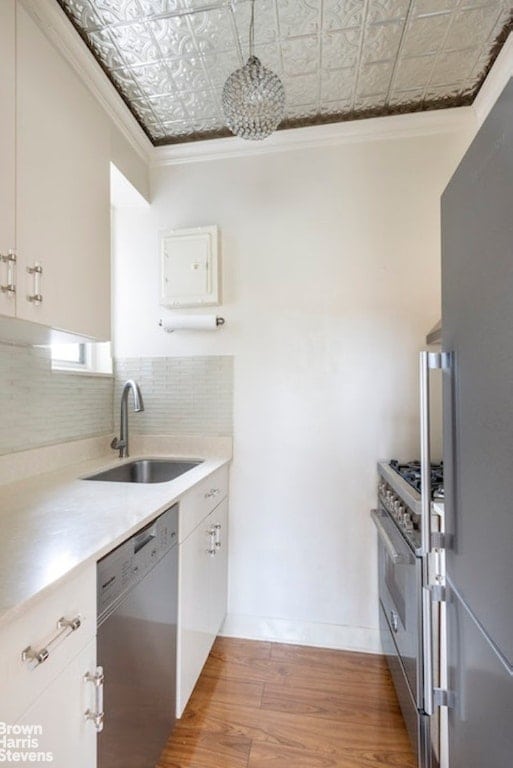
(222, 0, 285, 141)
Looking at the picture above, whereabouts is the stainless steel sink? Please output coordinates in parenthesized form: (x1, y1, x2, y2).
(84, 458, 203, 484)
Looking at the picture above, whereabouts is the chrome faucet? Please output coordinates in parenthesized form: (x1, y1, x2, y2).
(111, 380, 144, 459)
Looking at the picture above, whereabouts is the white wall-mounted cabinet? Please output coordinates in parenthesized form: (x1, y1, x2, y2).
(160, 225, 219, 309)
(0, 1, 111, 342)
(0, 1, 16, 320)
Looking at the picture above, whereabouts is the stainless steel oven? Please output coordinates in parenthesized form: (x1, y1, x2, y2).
(372, 507, 431, 767)
(372, 455, 445, 768)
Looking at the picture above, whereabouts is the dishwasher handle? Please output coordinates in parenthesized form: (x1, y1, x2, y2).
(133, 521, 157, 554)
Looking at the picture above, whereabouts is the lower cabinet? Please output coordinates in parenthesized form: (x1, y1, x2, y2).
(15, 638, 99, 768)
(177, 497, 228, 716)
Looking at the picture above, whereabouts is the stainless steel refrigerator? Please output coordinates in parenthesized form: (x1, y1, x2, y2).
(440, 76, 513, 766)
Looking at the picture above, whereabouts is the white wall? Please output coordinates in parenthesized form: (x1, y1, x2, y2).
(113, 126, 472, 652)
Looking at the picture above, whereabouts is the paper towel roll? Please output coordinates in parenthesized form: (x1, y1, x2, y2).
(159, 315, 225, 332)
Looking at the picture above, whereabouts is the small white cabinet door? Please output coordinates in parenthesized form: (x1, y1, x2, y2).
(208, 499, 229, 638)
(15, 5, 111, 340)
(177, 499, 229, 716)
(178, 516, 213, 715)
(0, 0, 16, 319)
(16, 638, 98, 768)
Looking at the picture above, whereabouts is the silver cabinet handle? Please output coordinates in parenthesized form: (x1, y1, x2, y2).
(26, 263, 43, 304)
(204, 488, 221, 499)
(390, 610, 399, 633)
(213, 522, 222, 548)
(370, 510, 405, 564)
(0, 251, 16, 296)
(206, 526, 217, 556)
(84, 666, 104, 732)
(21, 615, 82, 667)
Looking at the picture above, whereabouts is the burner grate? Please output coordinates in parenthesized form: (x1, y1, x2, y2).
(390, 459, 444, 499)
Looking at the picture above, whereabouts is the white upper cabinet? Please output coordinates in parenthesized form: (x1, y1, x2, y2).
(0, 3, 111, 341)
(0, 0, 16, 319)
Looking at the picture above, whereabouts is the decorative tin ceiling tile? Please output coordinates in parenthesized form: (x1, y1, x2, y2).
(148, 17, 196, 59)
(357, 60, 395, 95)
(322, 28, 361, 69)
(430, 49, 480, 85)
(393, 53, 436, 90)
(277, 0, 320, 38)
(388, 86, 425, 104)
(282, 35, 319, 75)
(201, 49, 243, 84)
(354, 92, 387, 108)
(320, 97, 352, 113)
(57, 0, 513, 145)
(323, 0, 365, 32)
(187, 6, 236, 53)
(321, 67, 356, 101)
(362, 20, 403, 62)
(283, 72, 320, 104)
(401, 14, 449, 58)
(367, 0, 410, 23)
(444, 8, 502, 51)
(167, 56, 211, 92)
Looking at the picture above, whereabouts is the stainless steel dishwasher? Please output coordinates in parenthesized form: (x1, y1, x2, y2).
(97, 504, 178, 768)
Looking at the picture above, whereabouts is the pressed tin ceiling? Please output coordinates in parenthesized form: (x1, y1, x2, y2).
(57, 0, 513, 145)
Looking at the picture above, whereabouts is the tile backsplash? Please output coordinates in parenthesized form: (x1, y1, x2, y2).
(115, 356, 233, 436)
(0, 342, 113, 456)
(0, 344, 233, 458)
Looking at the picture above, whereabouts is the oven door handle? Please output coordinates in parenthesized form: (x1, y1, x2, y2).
(370, 510, 406, 564)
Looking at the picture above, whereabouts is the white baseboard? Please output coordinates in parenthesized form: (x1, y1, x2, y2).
(220, 613, 382, 655)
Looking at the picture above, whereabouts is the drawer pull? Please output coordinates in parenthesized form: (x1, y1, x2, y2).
(204, 488, 221, 499)
(84, 666, 104, 732)
(21, 614, 82, 667)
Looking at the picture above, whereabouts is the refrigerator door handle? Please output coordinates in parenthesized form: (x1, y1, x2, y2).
(420, 350, 447, 717)
(419, 350, 436, 555)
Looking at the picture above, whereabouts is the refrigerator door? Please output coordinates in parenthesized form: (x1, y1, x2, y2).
(442, 77, 513, 763)
(446, 581, 513, 767)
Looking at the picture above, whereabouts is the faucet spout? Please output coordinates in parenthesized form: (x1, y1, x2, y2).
(111, 380, 144, 459)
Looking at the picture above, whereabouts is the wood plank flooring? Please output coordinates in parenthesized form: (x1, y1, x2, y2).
(157, 638, 415, 768)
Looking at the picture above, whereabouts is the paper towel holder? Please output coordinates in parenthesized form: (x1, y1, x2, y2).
(158, 316, 225, 332)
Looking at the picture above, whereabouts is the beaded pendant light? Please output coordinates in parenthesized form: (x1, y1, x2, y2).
(222, 0, 285, 141)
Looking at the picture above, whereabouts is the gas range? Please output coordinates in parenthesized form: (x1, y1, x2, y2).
(377, 459, 444, 552)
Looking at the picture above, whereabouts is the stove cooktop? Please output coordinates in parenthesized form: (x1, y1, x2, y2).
(389, 459, 444, 499)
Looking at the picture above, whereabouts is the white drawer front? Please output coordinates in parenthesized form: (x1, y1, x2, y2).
(0, 563, 96, 723)
(179, 464, 229, 542)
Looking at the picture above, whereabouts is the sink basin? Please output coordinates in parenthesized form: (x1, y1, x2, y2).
(84, 458, 203, 484)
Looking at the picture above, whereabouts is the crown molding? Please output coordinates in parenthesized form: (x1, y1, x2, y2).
(473, 32, 513, 129)
(151, 107, 477, 166)
(20, 0, 152, 165)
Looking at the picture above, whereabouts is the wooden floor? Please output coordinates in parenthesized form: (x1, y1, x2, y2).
(157, 637, 415, 768)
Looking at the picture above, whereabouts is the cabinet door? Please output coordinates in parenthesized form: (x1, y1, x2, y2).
(177, 519, 213, 715)
(177, 500, 229, 716)
(16, 638, 98, 768)
(16, 5, 111, 340)
(209, 498, 229, 637)
(0, 0, 16, 318)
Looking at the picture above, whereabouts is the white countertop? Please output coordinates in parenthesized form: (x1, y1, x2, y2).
(0, 436, 231, 629)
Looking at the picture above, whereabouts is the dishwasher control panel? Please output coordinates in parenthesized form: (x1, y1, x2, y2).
(97, 504, 178, 620)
